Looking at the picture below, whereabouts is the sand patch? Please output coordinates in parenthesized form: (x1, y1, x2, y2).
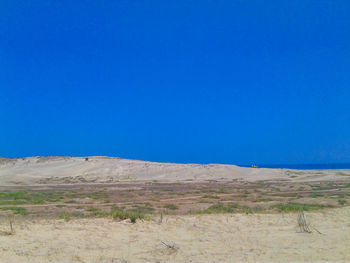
(0, 207, 349, 263)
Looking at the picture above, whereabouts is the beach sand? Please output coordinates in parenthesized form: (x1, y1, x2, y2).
(0, 207, 349, 263)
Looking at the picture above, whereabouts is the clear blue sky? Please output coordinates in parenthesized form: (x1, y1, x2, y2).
(1, 1, 350, 164)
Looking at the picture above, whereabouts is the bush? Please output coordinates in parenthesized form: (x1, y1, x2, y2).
(85, 207, 110, 217)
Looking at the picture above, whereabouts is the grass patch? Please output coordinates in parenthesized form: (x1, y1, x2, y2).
(163, 204, 179, 210)
(0, 192, 31, 201)
(88, 192, 108, 200)
(65, 193, 78, 198)
(64, 200, 77, 204)
(0, 206, 28, 216)
(234, 194, 248, 198)
(0, 191, 64, 205)
(59, 214, 71, 221)
(59, 208, 110, 221)
(111, 205, 151, 223)
(0, 200, 26, 205)
(271, 193, 297, 197)
(256, 198, 272, 202)
(59, 212, 86, 221)
(198, 203, 239, 214)
(85, 207, 110, 217)
(197, 203, 262, 214)
(271, 203, 332, 212)
(161, 189, 174, 192)
(309, 193, 324, 198)
(111, 210, 145, 223)
(128, 203, 155, 214)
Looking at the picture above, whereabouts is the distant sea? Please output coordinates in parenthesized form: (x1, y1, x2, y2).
(238, 163, 350, 170)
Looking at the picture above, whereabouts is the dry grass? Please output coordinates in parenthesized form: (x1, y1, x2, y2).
(297, 211, 312, 233)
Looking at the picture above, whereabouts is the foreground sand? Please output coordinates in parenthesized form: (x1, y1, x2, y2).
(1, 207, 349, 263)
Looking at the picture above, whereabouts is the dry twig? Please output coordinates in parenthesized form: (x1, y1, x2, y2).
(297, 211, 312, 233)
(161, 241, 179, 251)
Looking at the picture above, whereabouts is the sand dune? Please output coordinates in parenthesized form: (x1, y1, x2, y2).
(0, 156, 349, 185)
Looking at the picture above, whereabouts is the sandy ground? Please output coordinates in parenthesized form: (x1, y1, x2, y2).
(1, 156, 350, 185)
(1, 156, 349, 262)
(0, 207, 349, 263)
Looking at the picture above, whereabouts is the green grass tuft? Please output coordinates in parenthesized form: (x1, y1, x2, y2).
(111, 210, 145, 223)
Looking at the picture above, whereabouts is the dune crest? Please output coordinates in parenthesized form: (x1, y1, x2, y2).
(0, 156, 349, 185)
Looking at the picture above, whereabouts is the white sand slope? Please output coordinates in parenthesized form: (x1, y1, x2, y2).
(0, 156, 349, 185)
(0, 207, 349, 263)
